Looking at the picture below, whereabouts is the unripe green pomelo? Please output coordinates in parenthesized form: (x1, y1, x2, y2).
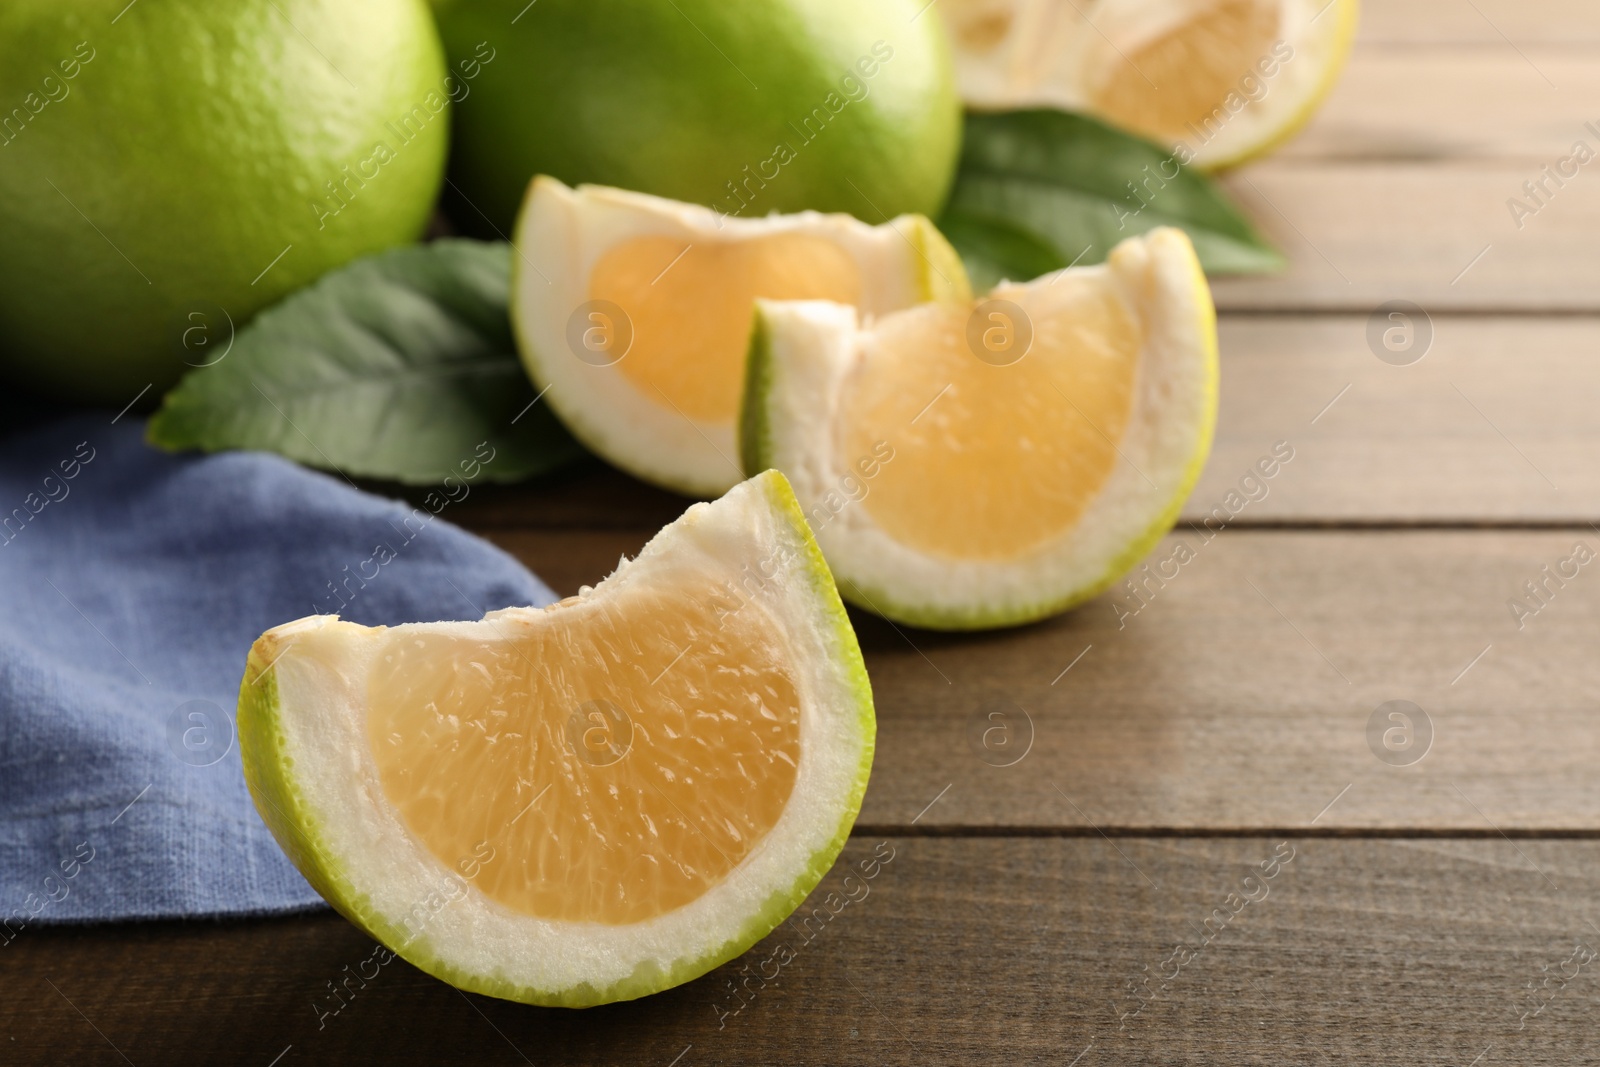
(432, 0, 962, 235)
(0, 0, 451, 402)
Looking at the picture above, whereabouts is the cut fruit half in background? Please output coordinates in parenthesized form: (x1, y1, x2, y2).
(511, 177, 971, 498)
(940, 0, 1359, 169)
(238, 470, 874, 1007)
(742, 227, 1216, 631)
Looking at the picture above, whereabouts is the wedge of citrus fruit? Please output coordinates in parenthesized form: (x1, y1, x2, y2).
(742, 227, 1217, 630)
(940, 0, 1359, 169)
(511, 177, 972, 498)
(238, 471, 874, 1007)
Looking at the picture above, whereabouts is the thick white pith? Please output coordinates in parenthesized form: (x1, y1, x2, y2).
(249, 473, 873, 1002)
(510, 177, 952, 497)
(750, 227, 1217, 628)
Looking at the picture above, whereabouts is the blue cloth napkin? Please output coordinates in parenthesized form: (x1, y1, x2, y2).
(0, 415, 556, 923)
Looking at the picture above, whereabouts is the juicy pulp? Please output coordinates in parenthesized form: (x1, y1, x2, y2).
(592, 234, 863, 422)
(841, 275, 1141, 561)
(367, 580, 802, 926)
(1088, 0, 1282, 144)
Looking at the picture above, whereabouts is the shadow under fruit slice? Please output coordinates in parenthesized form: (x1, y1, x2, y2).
(238, 470, 874, 1007)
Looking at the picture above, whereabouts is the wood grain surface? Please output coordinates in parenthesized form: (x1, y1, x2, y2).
(1210, 164, 1600, 311)
(8, 838, 1599, 1065)
(481, 526, 1600, 832)
(11, 4, 1600, 1065)
(1196, 316, 1600, 523)
(1364, 1, 1600, 43)
(1286, 49, 1600, 163)
(449, 314, 1600, 528)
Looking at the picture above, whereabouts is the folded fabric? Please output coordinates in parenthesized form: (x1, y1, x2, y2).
(0, 414, 555, 922)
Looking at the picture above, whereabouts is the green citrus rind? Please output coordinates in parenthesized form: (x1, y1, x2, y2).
(238, 470, 875, 1007)
(907, 215, 976, 304)
(740, 232, 1218, 632)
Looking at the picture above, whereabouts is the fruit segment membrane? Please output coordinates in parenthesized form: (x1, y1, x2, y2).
(841, 274, 1141, 561)
(366, 583, 802, 925)
(589, 233, 863, 422)
(1088, 0, 1281, 143)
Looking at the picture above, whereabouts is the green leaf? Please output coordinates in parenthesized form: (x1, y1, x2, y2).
(939, 109, 1285, 288)
(937, 209, 1069, 293)
(148, 240, 584, 485)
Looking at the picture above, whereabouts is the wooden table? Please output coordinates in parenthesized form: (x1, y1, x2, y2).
(9, 2, 1600, 1062)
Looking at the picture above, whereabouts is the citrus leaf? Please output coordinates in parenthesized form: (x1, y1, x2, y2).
(937, 209, 1069, 293)
(147, 240, 583, 485)
(940, 109, 1285, 287)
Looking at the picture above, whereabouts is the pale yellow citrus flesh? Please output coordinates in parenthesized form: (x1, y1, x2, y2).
(841, 275, 1141, 561)
(1089, 0, 1281, 144)
(364, 583, 802, 926)
(590, 234, 863, 422)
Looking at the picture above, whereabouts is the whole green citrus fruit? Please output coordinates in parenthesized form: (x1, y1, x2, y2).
(431, 0, 962, 235)
(0, 0, 451, 403)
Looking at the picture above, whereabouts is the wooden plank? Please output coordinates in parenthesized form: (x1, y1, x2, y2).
(438, 458, 689, 532)
(1208, 162, 1600, 311)
(1283, 47, 1600, 163)
(1363, 0, 1600, 45)
(5, 837, 1597, 1065)
(1191, 315, 1600, 523)
(481, 527, 1600, 832)
(447, 314, 1600, 529)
